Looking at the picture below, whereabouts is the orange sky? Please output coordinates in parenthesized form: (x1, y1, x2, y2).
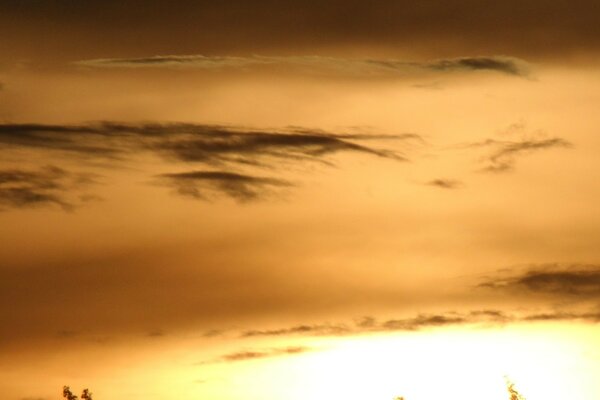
(1, 2, 600, 400)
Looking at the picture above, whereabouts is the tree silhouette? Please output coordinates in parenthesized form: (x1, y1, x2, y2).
(506, 380, 526, 400)
(63, 386, 92, 400)
(392, 379, 526, 400)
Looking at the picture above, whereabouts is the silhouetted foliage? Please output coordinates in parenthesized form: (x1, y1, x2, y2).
(392, 379, 526, 400)
(63, 386, 92, 400)
(507, 381, 526, 400)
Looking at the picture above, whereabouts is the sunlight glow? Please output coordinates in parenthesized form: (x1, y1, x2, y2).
(173, 325, 597, 400)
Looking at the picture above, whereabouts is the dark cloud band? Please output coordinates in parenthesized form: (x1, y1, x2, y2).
(479, 264, 600, 297)
(76, 55, 531, 77)
(0, 122, 412, 204)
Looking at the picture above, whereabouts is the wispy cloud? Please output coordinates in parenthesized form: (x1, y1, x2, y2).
(521, 311, 600, 323)
(479, 263, 600, 297)
(469, 137, 572, 172)
(239, 307, 600, 339)
(205, 346, 311, 364)
(241, 311, 510, 338)
(425, 178, 463, 189)
(0, 165, 96, 211)
(0, 122, 412, 203)
(158, 171, 292, 202)
(242, 323, 350, 337)
(76, 55, 531, 78)
(0, 123, 410, 163)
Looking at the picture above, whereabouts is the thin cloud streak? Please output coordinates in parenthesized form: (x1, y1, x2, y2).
(76, 55, 532, 78)
(425, 179, 462, 189)
(240, 309, 600, 338)
(212, 346, 311, 363)
(158, 171, 292, 202)
(479, 263, 600, 297)
(467, 137, 572, 172)
(241, 311, 508, 338)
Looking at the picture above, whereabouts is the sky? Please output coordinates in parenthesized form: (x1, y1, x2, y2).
(1, 1, 600, 400)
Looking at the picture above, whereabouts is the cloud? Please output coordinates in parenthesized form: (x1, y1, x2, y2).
(0, 165, 96, 211)
(238, 308, 600, 339)
(425, 179, 462, 189)
(76, 55, 531, 78)
(0, 122, 411, 202)
(151, 126, 408, 165)
(241, 311, 511, 338)
(214, 346, 310, 363)
(0, 123, 408, 162)
(425, 57, 529, 76)
(521, 311, 600, 323)
(470, 137, 572, 172)
(158, 171, 292, 202)
(381, 313, 471, 330)
(242, 324, 351, 337)
(479, 264, 600, 297)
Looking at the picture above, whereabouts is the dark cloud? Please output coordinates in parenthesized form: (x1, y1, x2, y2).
(242, 324, 351, 338)
(158, 171, 291, 202)
(238, 308, 600, 339)
(0, 165, 95, 211)
(150, 126, 407, 165)
(0, 122, 410, 202)
(76, 55, 531, 78)
(241, 311, 510, 338)
(426, 57, 529, 76)
(521, 311, 600, 322)
(215, 346, 310, 363)
(426, 179, 462, 189)
(470, 137, 572, 172)
(381, 313, 470, 330)
(479, 264, 600, 297)
(374, 311, 511, 331)
(0, 123, 408, 163)
(0, 123, 128, 158)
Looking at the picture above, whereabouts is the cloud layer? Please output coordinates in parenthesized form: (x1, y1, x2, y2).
(480, 263, 600, 298)
(0, 122, 410, 204)
(76, 55, 531, 78)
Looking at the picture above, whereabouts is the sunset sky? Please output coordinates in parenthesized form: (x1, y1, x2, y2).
(1, 1, 600, 400)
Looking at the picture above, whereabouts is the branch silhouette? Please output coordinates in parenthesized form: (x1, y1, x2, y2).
(63, 386, 92, 400)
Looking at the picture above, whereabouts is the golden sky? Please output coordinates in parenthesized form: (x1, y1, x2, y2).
(1, 2, 600, 400)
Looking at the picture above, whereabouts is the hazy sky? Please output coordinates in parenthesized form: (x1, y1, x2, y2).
(1, 2, 600, 400)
